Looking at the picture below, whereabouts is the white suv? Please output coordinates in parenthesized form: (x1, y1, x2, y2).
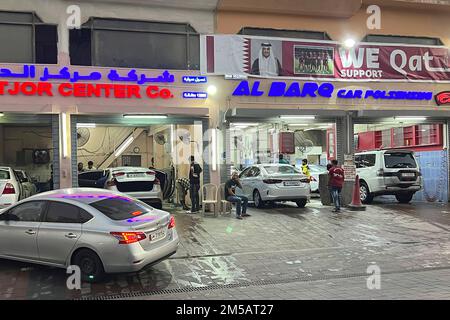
(355, 150, 422, 204)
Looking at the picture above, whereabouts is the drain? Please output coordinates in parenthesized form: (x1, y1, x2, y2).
(76, 265, 450, 300)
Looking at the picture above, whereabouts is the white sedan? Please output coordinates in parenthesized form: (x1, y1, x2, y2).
(236, 164, 311, 208)
(0, 167, 23, 208)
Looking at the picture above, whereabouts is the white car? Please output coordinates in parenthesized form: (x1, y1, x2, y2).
(0, 167, 25, 208)
(308, 164, 328, 192)
(78, 167, 163, 209)
(236, 164, 311, 208)
(355, 149, 422, 204)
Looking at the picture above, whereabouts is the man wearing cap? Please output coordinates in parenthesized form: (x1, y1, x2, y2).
(251, 43, 282, 77)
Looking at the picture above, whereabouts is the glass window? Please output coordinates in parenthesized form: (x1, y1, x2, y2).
(4, 201, 46, 222)
(363, 34, 443, 46)
(264, 165, 301, 174)
(238, 27, 331, 40)
(239, 167, 252, 178)
(361, 154, 376, 167)
(384, 152, 417, 169)
(89, 197, 151, 221)
(45, 202, 93, 223)
(355, 155, 362, 169)
(0, 24, 33, 63)
(0, 170, 10, 179)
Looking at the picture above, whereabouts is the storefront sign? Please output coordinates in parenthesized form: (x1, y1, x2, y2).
(0, 65, 207, 99)
(183, 91, 207, 99)
(343, 154, 356, 181)
(232, 80, 433, 101)
(182, 76, 207, 83)
(203, 35, 450, 82)
(435, 91, 450, 105)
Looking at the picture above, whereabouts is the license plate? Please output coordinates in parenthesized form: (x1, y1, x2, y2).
(402, 173, 415, 177)
(127, 173, 144, 178)
(149, 229, 166, 242)
(284, 181, 301, 186)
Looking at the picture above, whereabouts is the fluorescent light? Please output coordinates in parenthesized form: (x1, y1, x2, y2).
(394, 117, 427, 121)
(231, 123, 259, 126)
(279, 115, 316, 120)
(114, 135, 134, 157)
(77, 123, 96, 128)
(207, 85, 217, 95)
(0, 112, 4, 117)
(287, 124, 309, 126)
(123, 114, 167, 119)
(61, 113, 68, 158)
(211, 129, 217, 171)
(344, 38, 356, 48)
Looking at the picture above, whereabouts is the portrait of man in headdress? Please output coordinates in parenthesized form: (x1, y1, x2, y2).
(251, 42, 282, 76)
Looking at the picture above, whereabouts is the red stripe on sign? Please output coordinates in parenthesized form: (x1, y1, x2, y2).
(206, 36, 215, 73)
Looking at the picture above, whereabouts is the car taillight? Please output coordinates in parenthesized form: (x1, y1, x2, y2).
(2, 183, 15, 195)
(263, 179, 282, 184)
(154, 178, 160, 185)
(113, 172, 125, 177)
(300, 178, 310, 183)
(376, 169, 384, 176)
(146, 171, 155, 175)
(168, 216, 175, 229)
(106, 179, 116, 187)
(110, 232, 146, 244)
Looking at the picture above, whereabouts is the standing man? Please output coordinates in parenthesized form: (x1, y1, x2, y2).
(189, 156, 202, 213)
(328, 159, 345, 213)
(176, 177, 190, 211)
(225, 172, 250, 220)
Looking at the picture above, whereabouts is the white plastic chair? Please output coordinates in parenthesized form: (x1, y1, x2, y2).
(218, 183, 232, 215)
(202, 183, 218, 216)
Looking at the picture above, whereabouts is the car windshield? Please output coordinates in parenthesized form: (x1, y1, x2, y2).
(89, 197, 151, 220)
(264, 165, 301, 174)
(0, 170, 10, 179)
(384, 153, 417, 168)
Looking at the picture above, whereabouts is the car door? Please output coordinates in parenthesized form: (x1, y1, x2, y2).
(236, 167, 251, 197)
(244, 167, 261, 198)
(78, 171, 97, 188)
(0, 200, 47, 260)
(37, 201, 92, 265)
(13, 170, 26, 200)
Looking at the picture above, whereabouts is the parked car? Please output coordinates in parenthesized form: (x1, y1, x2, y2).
(236, 164, 311, 208)
(14, 170, 37, 198)
(0, 188, 179, 281)
(78, 167, 163, 209)
(355, 149, 422, 204)
(308, 164, 328, 193)
(0, 166, 25, 208)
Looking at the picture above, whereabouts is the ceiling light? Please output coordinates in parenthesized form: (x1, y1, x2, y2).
(287, 124, 309, 126)
(114, 136, 134, 157)
(231, 123, 259, 126)
(123, 114, 168, 119)
(0, 112, 4, 117)
(394, 117, 427, 121)
(279, 115, 316, 120)
(77, 123, 96, 128)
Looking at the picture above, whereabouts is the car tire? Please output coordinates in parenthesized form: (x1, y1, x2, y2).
(253, 190, 265, 208)
(296, 199, 307, 208)
(395, 193, 414, 204)
(72, 249, 105, 282)
(360, 181, 374, 204)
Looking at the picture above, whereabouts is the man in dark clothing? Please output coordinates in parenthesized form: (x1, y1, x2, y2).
(189, 156, 202, 213)
(328, 159, 345, 213)
(225, 172, 250, 220)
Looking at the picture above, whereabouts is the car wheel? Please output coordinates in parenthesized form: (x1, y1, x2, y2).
(72, 249, 105, 282)
(395, 193, 414, 204)
(296, 199, 307, 208)
(253, 190, 265, 208)
(359, 182, 374, 204)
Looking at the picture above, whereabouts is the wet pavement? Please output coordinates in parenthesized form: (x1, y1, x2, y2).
(0, 198, 449, 299)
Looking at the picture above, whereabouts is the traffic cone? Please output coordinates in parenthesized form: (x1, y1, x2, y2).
(348, 175, 366, 211)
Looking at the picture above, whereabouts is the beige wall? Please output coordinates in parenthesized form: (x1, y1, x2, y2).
(217, 4, 450, 46)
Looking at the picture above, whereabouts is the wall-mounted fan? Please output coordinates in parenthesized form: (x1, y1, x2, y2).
(155, 132, 167, 145)
(77, 128, 90, 147)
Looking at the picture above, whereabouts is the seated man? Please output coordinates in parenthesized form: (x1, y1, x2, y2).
(225, 172, 250, 220)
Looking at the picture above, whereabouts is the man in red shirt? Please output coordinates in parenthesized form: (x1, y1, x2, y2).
(328, 159, 345, 213)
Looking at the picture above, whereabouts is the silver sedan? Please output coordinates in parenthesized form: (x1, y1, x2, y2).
(0, 188, 179, 281)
